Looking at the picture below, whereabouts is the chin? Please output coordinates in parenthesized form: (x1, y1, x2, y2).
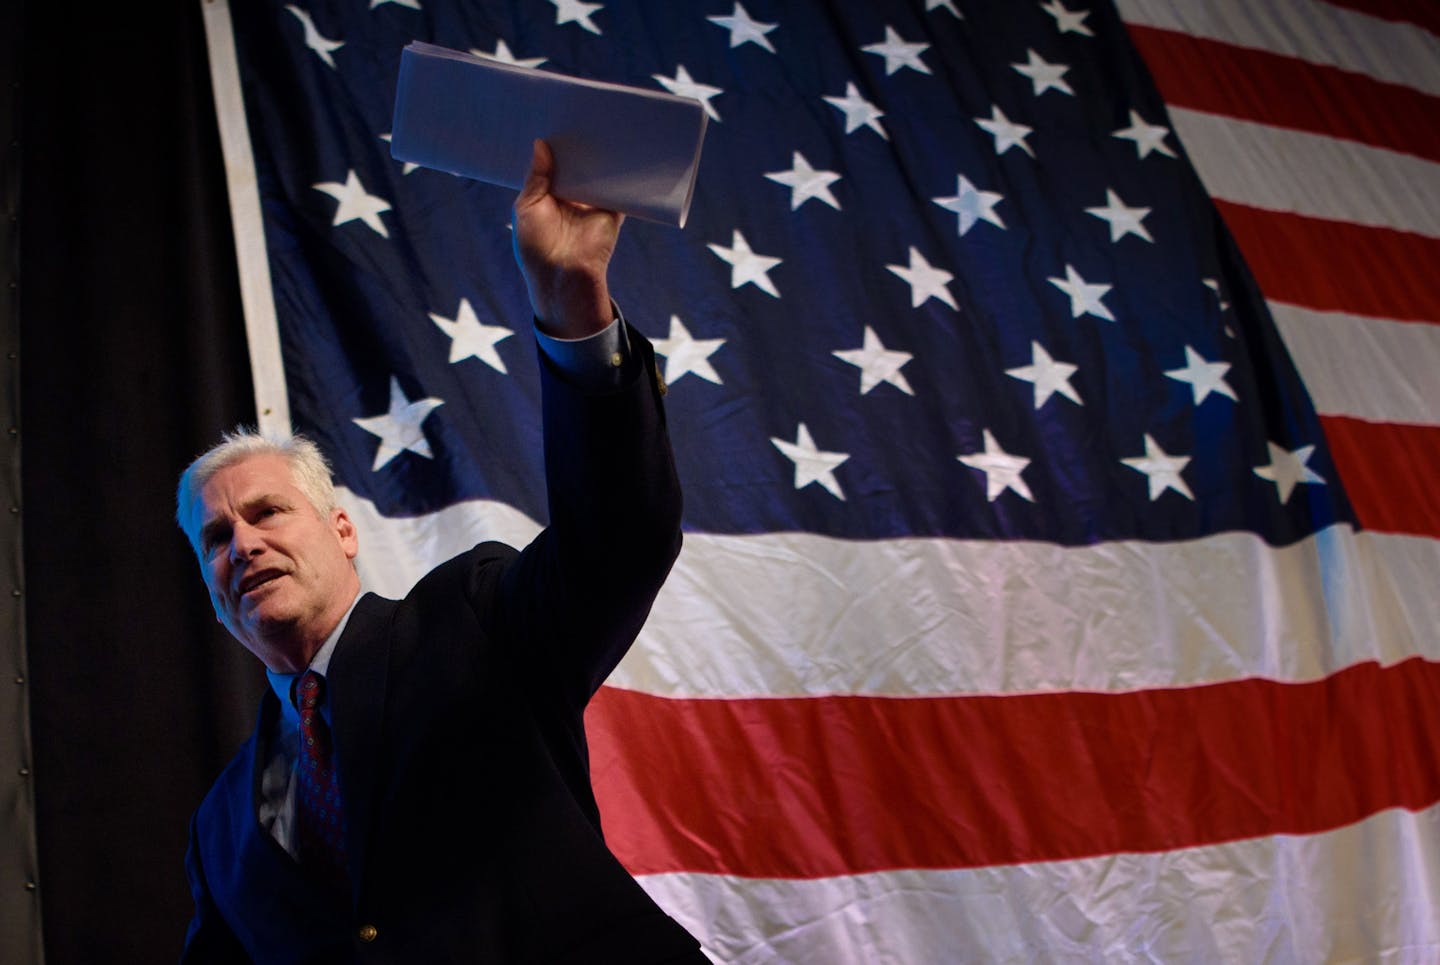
(241, 606, 303, 643)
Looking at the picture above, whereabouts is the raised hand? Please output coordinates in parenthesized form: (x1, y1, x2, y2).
(512, 139, 624, 338)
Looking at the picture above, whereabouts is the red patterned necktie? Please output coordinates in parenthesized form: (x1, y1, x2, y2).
(293, 671, 349, 886)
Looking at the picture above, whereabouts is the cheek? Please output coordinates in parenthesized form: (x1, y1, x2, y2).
(202, 564, 231, 602)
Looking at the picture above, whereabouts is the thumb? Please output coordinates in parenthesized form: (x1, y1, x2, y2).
(516, 138, 553, 210)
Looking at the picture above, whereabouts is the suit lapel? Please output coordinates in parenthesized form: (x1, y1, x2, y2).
(328, 591, 394, 899)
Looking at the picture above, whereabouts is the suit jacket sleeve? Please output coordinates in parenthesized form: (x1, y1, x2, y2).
(475, 322, 682, 710)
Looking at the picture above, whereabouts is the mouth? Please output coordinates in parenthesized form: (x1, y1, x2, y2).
(238, 570, 287, 597)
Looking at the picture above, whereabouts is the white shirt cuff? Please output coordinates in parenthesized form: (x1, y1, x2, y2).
(533, 303, 631, 390)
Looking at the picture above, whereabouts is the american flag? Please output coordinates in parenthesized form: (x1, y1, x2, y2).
(202, 0, 1440, 960)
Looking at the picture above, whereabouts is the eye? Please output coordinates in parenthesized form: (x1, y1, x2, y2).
(201, 526, 231, 557)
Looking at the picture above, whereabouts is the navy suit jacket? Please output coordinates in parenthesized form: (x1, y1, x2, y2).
(182, 331, 702, 963)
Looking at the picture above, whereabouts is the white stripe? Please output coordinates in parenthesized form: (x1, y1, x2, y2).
(1115, 0, 1440, 98)
(1168, 107, 1440, 236)
(340, 487, 1437, 697)
(640, 804, 1440, 965)
(624, 525, 1438, 697)
(1271, 301, 1440, 422)
(200, 0, 292, 435)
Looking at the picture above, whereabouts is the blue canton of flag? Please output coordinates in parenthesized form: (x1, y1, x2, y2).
(224, 0, 1351, 548)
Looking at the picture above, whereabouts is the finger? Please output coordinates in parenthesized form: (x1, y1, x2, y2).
(516, 138, 553, 210)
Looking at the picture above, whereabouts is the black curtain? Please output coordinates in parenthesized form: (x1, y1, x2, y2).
(19, 2, 265, 961)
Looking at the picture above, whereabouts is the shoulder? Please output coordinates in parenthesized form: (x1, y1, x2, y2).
(404, 540, 519, 604)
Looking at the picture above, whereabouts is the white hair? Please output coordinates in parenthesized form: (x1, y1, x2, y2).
(175, 428, 337, 551)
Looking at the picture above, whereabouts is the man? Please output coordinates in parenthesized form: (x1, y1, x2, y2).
(175, 142, 706, 963)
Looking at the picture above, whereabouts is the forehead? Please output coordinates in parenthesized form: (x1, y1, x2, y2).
(198, 453, 302, 516)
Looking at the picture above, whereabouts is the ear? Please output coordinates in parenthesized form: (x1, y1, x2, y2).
(331, 506, 360, 560)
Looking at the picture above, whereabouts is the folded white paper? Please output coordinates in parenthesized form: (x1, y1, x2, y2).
(390, 41, 708, 227)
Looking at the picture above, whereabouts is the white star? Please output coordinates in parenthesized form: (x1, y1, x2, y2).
(370, 0, 421, 8)
(285, 6, 343, 70)
(771, 423, 849, 500)
(886, 247, 957, 309)
(1086, 188, 1153, 243)
(549, 0, 603, 35)
(927, 0, 962, 17)
(1253, 442, 1326, 503)
(1202, 277, 1230, 313)
(1165, 345, 1236, 405)
(833, 326, 914, 396)
(765, 152, 841, 211)
(933, 175, 1006, 236)
(1041, 0, 1095, 36)
(1048, 264, 1114, 321)
(1006, 341, 1082, 408)
(1113, 110, 1175, 159)
(824, 82, 889, 140)
(708, 3, 777, 53)
(708, 230, 782, 298)
(958, 429, 1035, 503)
(469, 39, 546, 69)
(976, 105, 1035, 157)
(352, 377, 444, 472)
(428, 299, 514, 373)
(1121, 434, 1194, 501)
(862, 25, 932, 76)
(312, 170, 391, 238)
(378, 133, 419, 175)
(654, 315, 725, 386)
(653, 65, 723, 123)
(1012, 49, 1074, 96)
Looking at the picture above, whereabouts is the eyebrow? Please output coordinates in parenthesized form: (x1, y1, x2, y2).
(198, 493, 292, 545)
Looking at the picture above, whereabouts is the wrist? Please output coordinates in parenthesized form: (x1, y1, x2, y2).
(533, 275, 612, 339)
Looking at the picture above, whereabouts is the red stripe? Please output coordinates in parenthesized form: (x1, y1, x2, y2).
(587, 659, 1440, 878)
(1216, 201, 1440, 323)
(1321, 0, 1440, 36)
(1129, 24, 1440, 161)
(1321, 416, 1440, 537)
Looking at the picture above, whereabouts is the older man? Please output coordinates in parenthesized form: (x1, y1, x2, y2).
(174, 143, 704, 963)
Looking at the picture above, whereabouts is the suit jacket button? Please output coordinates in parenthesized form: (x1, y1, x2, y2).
(358, 924, 378, 943)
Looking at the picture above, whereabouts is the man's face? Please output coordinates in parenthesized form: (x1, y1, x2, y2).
(192, 453, 360, 672)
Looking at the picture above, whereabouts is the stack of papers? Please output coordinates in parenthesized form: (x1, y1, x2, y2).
(390, 41, 708, 227)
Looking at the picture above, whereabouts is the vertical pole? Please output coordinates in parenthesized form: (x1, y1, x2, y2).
(0, 0, 44, 961)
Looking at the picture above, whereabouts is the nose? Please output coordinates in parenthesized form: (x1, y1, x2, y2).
(228, 520, 266, 564)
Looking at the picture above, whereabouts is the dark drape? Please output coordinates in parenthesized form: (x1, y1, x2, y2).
(19, 1, 264, 961)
